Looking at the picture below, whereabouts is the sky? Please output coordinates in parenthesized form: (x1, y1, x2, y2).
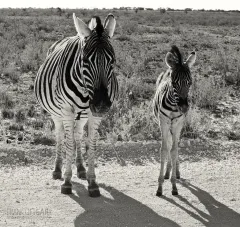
(0, 0, 239, 11)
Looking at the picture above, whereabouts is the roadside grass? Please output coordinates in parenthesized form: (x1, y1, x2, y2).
(0, 8, 239, 143)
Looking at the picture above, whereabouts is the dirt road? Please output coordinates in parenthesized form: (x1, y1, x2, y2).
(1, 155, 240, 227)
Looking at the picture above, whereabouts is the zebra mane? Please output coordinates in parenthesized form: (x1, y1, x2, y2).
(92, 16, 104, 36)
(170, 45, 183, 65)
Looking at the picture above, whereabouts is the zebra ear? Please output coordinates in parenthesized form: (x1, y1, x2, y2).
(165, 52, 178, 68)
(104, 14, 116, 38)
(88, 17, 97, 30)
(185, 52, 196, 68)
(73, 13, 91, 39)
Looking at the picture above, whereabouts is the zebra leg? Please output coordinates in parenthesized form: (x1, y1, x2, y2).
(87, 115, 101, 197)
(52, 118, 64, 180)
(75, 118, 88, 180)
(164, 132, 172, 179)
(170, 117, 184, 195)
(156, 118, 171, 196)
(61, 120, 75, 194)
(176, 159, 180, 179)
(164, 154, 171, 180)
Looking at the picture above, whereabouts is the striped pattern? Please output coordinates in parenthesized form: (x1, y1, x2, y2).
(34, 14, 117, 196)
(153, 46, 196, 196)
(35, 33, 117, 119)
(154, 46, 193, 120)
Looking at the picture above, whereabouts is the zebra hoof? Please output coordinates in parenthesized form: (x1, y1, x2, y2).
(52, 171, 62, 180)
(61, 182, 72, 194)
(77, 171, 87, 180)
(164, 174, 170, 180)
(156, 190, 162, 197)
(156, 185, 163, 197)
(88, 181, 100, 197)
(77, 165, 87, 180)
(172, 190, 178, 196)
(88, 187, 101, 197)
(176, 173, 180, 179)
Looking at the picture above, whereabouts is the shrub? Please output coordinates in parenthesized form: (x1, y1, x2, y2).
(0, 92, 14, 109)
(102, 101, 159, 141)
(2, 63, 20, 84)
(2, 109, 14, 119)
(182, 107, 204, 138)
(191, 75, 227, 109)
(32, 120, 44, 129)
(8, 123, 24, 131)
(32, 135, 55, 146)
(27, 105, 36, 117)
(15, 109, 26, 123)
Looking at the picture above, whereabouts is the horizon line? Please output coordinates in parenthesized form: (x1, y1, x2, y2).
(0, 6, 239, 11)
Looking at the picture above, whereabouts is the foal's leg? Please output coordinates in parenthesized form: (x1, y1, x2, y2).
(156, 116, 171, 196)
(75, 118, 88, 179)
(87, 114, 101, 197)
(164, 133, 180, 179)
(170, 116, 184, 195)
(52, 117, 64, 180)
(176, 158, 180, 179)
(61, 120, 75, 194)
(164, 131, 172, 179)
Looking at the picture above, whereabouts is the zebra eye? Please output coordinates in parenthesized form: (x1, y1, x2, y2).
(172, 81, 177, 86)
(83, 56, 90, 63)
(187, 80, 192, 86)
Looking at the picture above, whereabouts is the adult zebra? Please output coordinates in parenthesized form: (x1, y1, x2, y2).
(153, 46, 196, 196)
(34, 14, 118, 197)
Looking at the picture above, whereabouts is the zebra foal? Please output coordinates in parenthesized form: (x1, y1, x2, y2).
(153, 46, 196, 196)
(34, 14, 118, 197)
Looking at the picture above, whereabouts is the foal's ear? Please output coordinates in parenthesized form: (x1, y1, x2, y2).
(185, 52, 196, 68)
(165, 52, 179, 68)
(104, 14, 116, 38)
(88, 17, 97, 30)
(73, 13, 91, 39)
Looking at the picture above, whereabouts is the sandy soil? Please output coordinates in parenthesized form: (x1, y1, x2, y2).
(0, 142, 240, 227)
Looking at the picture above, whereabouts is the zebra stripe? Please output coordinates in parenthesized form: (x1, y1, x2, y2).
(34, 14, 117, 196)
(153, 46, 196, 196)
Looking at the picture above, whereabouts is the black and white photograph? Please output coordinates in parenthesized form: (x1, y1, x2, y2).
(0, 0, 239, 226)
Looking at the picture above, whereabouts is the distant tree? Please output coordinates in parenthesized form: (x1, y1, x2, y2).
(167, 8, 174, 11)
(56, 7, 62, 16)
(184, 8, 192, 14)
(65, 12, 70, 19)
(146, 8, 153, 11)
(159, 8, 166, 14)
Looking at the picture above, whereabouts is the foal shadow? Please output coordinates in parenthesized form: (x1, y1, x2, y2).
(69, 181, 181, 227)
(162, 179, 240, 227)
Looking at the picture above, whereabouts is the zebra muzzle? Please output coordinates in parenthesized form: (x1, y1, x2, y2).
(90, 103, 111, 117)
(177, 98, 189, 114)
(90, 87, 112, 116)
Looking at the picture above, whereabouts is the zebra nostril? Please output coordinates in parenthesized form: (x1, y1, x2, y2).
(90, 89, 112, 115)
(178, 97, 188, 106)
(179, 105, 189, 114)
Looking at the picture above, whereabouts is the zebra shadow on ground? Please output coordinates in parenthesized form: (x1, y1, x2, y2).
(161, 179, 240, 227)
(69, 181, 180, 227)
